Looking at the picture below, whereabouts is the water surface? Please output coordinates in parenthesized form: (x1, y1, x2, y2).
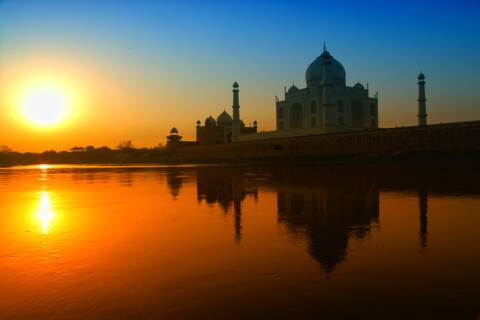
(0, 164, 479, 319)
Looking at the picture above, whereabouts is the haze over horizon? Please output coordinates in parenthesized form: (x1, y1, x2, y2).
(1, 0, 479, 152)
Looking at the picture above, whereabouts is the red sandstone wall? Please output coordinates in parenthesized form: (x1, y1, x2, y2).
(173, 121, 480, 161)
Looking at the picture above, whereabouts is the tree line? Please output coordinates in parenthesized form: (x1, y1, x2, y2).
(0, 141, 174, 166)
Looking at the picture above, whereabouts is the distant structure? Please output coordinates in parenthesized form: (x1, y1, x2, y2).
(417, 73, 427, 126)
(189, 48, 378, 145)
(166, 48, 451, 148)
(195, 82, 257, 144)
(276, 47, 378, 133)
(166, 127, 182, 147)
(166, 127, 196, 148)
(232, 82, 241, 142)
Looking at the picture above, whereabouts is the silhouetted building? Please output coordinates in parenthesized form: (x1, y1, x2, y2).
(196, 83, 257, 144)
(166, 127, 197, 149)
(166, 127, 182, 147)
(275, 46, 378, 134)
(164, 46, 480, 157)
(418, 73, 427, 126)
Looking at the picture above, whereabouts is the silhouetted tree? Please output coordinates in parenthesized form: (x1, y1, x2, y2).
(0, 140, 179, 166)
(0, 145, 12, 153)
(98, 146, 112, 152)
(117, 140, 133, 150)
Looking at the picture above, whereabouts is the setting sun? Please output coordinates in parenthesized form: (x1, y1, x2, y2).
(1, 1, 480, 319)
(20, 84, 71, 127)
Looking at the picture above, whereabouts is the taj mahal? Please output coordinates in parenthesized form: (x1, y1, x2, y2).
(167, 47, 426, 147)
(276, 46, 378, 134)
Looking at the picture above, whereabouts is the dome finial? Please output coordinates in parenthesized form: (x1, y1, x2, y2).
(306, 49, 345, 87)
(323, 41, 327, 52)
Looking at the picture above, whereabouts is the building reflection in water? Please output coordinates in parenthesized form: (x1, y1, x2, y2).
(275, 170, 380, 273)
(166, 168, 184, 200)
(190, 166, 383, 270)
(118, 171, 134, 187)
(161, 165, 480, 273)
(419, 189, 428, 249)
(195, 167, 257, 243)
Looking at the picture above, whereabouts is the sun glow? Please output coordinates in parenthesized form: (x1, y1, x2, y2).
(20, 84, 72, 127)
(36, 191, 55, 234)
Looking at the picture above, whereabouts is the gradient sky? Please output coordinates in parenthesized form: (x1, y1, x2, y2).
(1, 0, 479, 152)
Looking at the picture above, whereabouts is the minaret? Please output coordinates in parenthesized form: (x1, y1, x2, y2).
(321, 47, 334, 129)
(417, 73, 427, 126)
(232, 82, 241, 142)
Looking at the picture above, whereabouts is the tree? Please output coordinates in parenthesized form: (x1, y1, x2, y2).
(98, 146, 112, 152)
(117, 140, 133, 150)
(0, 145, 12, 153)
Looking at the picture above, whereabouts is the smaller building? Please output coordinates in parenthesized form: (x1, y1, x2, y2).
(195, 83, 257, 144)
(166, 127, 196, 149)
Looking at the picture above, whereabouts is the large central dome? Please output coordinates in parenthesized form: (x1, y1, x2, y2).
(305, 51, 346, 87)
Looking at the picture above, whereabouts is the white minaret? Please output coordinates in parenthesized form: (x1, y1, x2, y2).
(417, 73, 427, 126)
(232, 82, 241, 142)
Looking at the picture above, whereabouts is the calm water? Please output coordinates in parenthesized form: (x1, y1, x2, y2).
(0, 164, 479, 319)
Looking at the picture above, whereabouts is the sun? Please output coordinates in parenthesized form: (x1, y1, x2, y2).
(21, 84, 71, 127)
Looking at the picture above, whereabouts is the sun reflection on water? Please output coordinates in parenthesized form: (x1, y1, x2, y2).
(36, 191, 54, 234)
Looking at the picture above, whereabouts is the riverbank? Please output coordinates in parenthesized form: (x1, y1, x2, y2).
(1, 149, 479, 168)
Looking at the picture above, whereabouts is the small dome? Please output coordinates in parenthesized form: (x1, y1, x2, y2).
(217, 110, 232, 124)
(418, 73, 425, 80)
(196, 120, 201, 126)
(205, 116, 216, 127)
(233, 81, 239, 88)
(170, 127, 178, 134)
(253, 120, 257, 126)
(287, 85, 299, 94)
(353, 82, 365, 90)
(305, 50, 346, 87)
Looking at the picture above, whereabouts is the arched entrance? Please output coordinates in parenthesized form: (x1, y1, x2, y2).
(351, 101, 365, 127)
(289, 103, 303, 129)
